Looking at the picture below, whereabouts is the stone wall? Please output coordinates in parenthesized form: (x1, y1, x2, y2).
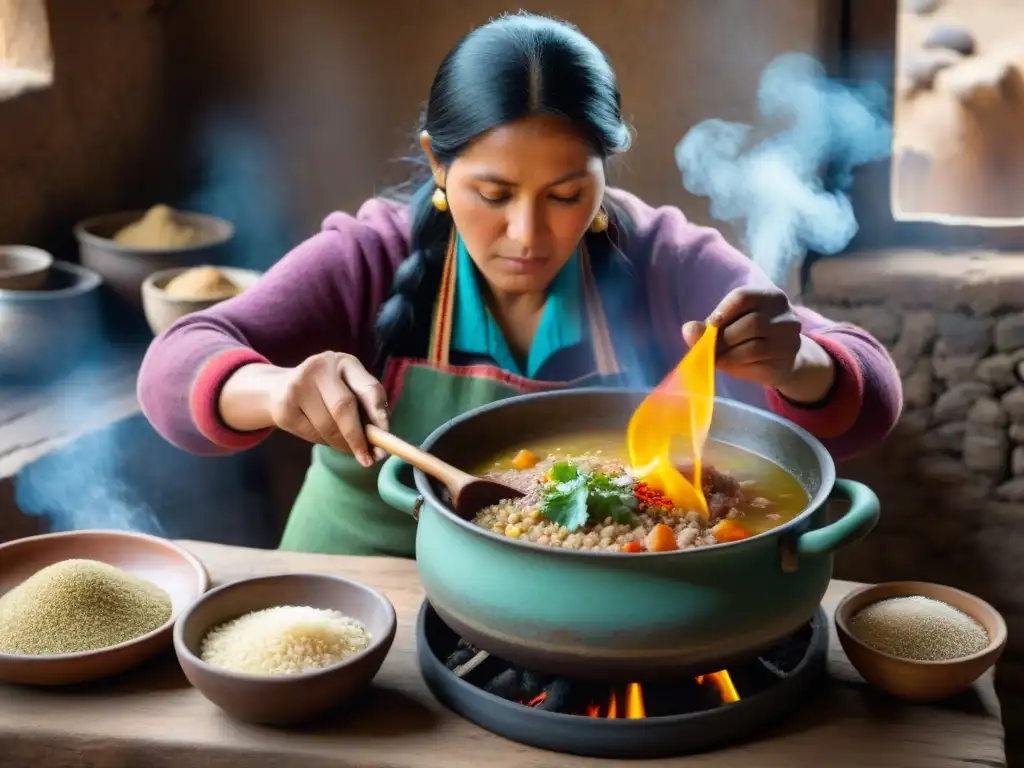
(800, 250, 1024, 686)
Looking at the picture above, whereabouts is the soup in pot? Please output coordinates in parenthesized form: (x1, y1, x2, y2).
(471, 431, 808, 553)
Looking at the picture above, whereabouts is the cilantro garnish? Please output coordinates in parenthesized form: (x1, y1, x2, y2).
(540, 461, 637, 532)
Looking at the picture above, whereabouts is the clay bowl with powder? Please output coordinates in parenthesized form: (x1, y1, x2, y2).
(141, 265, 263, 335)
(835, 581, 1006, 702)
(0, 530, 209, 686)
(75, 208, 234, 310)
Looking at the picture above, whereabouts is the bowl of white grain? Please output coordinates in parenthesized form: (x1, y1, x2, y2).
(173, 572, 397, 725)
(835, 581, 1006, 702)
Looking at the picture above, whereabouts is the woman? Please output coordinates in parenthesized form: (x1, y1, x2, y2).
(138, 14, 902, 557)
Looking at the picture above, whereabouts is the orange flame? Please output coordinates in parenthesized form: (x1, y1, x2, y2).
(627, 325, 718, 520)
(625, 682, 646, 718)
(584, 673, 739, 718)
(696, 670, 740, 704)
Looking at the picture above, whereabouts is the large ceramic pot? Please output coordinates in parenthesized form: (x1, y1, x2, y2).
(378, 388, 879, 682)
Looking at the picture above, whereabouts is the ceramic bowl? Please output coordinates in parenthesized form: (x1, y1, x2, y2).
(141, 265, 263, 336)
(74, 210, 234, 310)
(173, 572, 397, 726)
(0, 530, 210, 686)
(0, 260, 104, 384)
(0, 245, 53, 291)
(835, 581, 1007, 702)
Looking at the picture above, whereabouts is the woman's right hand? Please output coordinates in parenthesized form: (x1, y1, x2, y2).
(220, 352, 390, 467)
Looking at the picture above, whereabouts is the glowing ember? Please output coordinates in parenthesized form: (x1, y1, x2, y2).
(626, 325, 718, 520)
(527, 692, 547, 707)
(696, 670, 740, 704)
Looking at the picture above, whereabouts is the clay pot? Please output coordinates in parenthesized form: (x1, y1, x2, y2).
(377, 388, 880, 682)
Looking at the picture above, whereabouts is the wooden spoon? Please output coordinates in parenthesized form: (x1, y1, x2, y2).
(366, 425, 524, 517)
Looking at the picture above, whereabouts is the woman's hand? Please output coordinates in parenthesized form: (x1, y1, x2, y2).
(681, 287, 837, 404)
(219, 352, 390, 467)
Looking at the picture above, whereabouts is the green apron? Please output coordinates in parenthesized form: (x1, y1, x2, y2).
(279, 236, 624, 557)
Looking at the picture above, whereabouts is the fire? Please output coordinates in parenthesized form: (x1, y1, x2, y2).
(626, 325, 718, 520)
(582, 673, 738, 718)
(696, 671, 740, 704)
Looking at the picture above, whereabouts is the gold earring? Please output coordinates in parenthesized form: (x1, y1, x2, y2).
(589, 208, 609, 233)
(432, 187, 449, 212)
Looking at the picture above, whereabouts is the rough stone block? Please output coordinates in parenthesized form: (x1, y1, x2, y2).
(963, 433, 1009, 476)
(923, 22, 976, 56)
(967, 397, 1008, 429)
(916, 453, 972, 483)
(976, 354, 1021, 391)
(934, 382, 993, 422)
(906, 0, 941, 15)
(995, 312, 1024, 353)
(902, 360, 934, 408)
(854, 307, 903, 346)
(921, 422, 966, 453)
(1015, 446, 1024, 477)
(892, 311, 937, 372)
(1003, 387, 1024, 420)
(997, 478, 1024, 502)
(933, 353, 983, 384)
(937, 313, 992, 355)
(900, 409, 931, 435)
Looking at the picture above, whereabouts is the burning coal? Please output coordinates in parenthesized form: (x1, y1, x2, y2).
(674, 53, 892, 287)
(447, 643, 744, 719)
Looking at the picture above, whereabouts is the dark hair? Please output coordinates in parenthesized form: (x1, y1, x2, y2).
(375, 13, 633, 364)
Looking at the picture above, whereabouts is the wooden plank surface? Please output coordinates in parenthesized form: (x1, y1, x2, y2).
(0, 353, 142, 480)
(0, 541, 1007, 768)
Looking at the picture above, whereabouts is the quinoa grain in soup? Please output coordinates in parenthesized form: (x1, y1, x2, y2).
(472, 431, 807, 553)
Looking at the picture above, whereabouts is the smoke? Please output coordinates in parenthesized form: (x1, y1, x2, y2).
(674, 53, 892, 286)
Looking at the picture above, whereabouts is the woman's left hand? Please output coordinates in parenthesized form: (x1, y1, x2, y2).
(682, 287, 837, 404)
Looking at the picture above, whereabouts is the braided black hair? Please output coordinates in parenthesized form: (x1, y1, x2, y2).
(375, 13, 635, 364)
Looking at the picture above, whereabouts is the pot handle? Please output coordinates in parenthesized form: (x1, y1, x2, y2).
(796, 479, 879, 556)
(378, 455, 421, 518)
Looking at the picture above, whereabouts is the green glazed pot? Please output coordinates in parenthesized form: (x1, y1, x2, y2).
(378, 388, 878, 681)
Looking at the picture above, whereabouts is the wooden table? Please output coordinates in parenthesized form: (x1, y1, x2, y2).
(0, 542, 1007, 768)
(0, 352, 142, 480)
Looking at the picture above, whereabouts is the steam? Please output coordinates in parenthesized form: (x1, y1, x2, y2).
(674, 53, 892, 286)
(184, 109, 295, 271)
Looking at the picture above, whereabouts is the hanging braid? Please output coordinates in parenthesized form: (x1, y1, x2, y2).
(374, 180, 451, 364)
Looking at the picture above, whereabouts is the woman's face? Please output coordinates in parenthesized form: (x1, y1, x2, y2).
(422, 115, 606, 296)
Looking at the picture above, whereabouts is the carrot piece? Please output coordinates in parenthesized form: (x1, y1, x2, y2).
(511, 449, 540, 470)
(646, 523, 678, 552)
(711, 519, 752, 543)
(622, 541, 643, 553)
